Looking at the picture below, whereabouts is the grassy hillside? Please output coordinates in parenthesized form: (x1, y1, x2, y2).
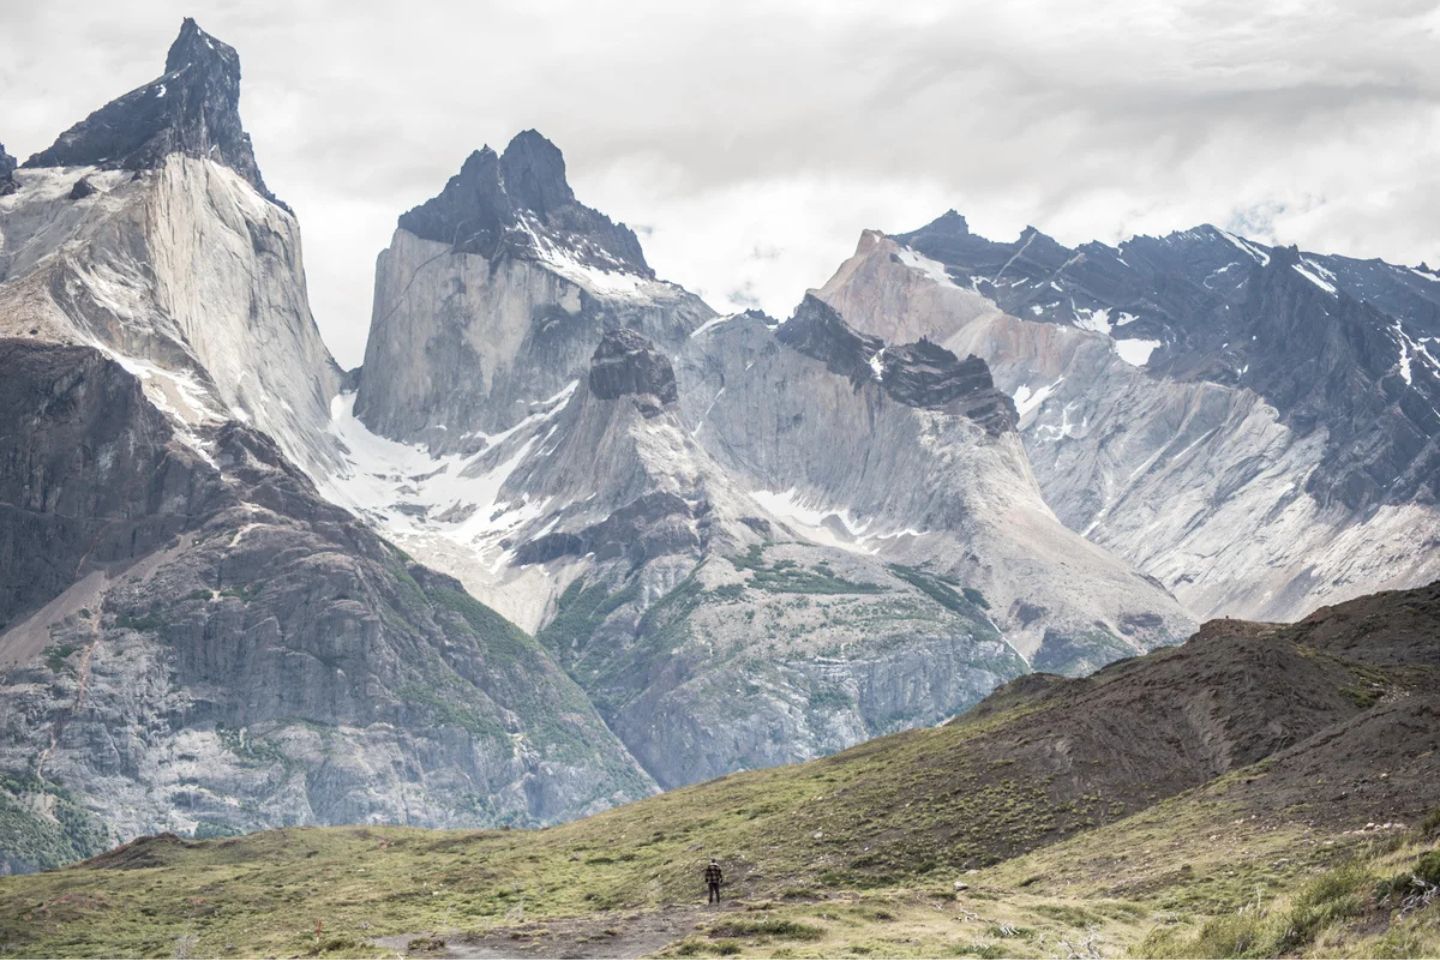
(1, 582, 1436, 958)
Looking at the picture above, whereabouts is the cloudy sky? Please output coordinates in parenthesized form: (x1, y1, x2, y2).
(4, 0, 1438, 367)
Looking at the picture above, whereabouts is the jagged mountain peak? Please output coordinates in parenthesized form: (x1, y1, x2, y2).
(164, 17, 239, 77)
(588, 327, 679, 415)
(396, 132, 650, 275)
(22, 18, 283, 209)
(915, 209, 971, 236)
(500, 129, 576, 215)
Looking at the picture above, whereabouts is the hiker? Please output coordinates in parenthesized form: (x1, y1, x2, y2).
(704, 858, 724, 904)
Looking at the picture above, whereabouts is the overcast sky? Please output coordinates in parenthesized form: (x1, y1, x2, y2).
(4, 0, 1439, 367)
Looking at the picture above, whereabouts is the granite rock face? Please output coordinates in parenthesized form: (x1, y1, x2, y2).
(0, 157, 341, 479)
(0, 341, 220, 631)
(23, 19, 285, 208)
(0, 341, 653, 873)
(494, 331, 1042, 789)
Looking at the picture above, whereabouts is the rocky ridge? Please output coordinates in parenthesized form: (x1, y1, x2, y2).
(815, 227, 1440, 620)
(894, 212, 1440, 511)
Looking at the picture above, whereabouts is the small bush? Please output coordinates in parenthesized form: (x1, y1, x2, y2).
(1377, 851, 1440, 900)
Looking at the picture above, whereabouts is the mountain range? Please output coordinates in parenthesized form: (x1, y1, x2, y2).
(0, 20, 1435, 872)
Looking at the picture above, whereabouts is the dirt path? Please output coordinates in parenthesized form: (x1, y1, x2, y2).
(372, 903, 724, 959)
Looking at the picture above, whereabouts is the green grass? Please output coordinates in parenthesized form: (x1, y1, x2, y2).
(886, 564, 993, 631)
(4, 605, 1436, 959)
(707, 918, 824, 941)
(731, 545, 886, 595)
(43, 642, 82, 673)
(536, 577, 642, 658)
(1134, 831, 1440, 958)
(4, 772, 1436, 959)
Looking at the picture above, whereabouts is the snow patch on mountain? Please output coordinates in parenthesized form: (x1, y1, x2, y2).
(1114, 338, 1161, 367)
(1218, 228, 1271, 265)
(1293, 260, 1338, 295)
(895, 246, 956, 287)
(518, 213, 669, 300)
(1074, 306, 1112, 335)
(689, 313, 740, 339)
(750, 488, 876, 553)
(1013, 377, 1064, 419)
(322, 385, 574, 545)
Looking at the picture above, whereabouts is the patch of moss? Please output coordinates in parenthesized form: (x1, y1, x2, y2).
(216, 723, 288, 767)
(732, 545, 886, 595)
(397, 682, 510, 746)
(114, 605, 168, 632)
(427, 585, 539, 668)
(887, 564, 995, 637)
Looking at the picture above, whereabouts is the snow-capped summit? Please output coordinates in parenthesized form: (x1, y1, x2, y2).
(24, 18, 283, 208)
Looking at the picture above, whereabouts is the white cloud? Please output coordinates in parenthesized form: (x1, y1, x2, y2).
(3, 0, 1438, 367)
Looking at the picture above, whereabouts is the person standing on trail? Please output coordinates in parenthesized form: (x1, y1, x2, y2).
(704, 858, 724, 904)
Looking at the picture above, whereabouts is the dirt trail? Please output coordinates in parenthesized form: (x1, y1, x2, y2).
(372, 903, 722, 959)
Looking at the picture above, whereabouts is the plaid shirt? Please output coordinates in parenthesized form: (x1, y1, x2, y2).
(704, 863, 723, 885)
